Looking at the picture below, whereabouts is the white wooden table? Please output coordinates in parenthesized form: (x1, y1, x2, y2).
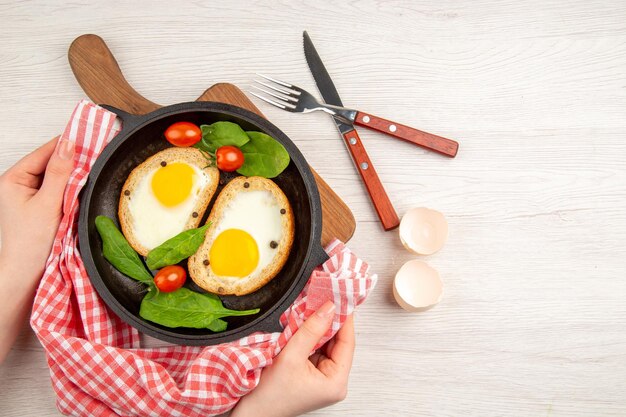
(1, 1, 625, 416)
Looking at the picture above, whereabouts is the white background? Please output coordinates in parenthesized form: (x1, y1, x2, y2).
(1, 1, 625, 416)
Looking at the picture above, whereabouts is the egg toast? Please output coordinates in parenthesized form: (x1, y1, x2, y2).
(188, 176, 294, 296)
(118, 147, 219, 256)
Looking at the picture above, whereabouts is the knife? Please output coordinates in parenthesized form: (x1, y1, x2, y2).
(303, 31, 400, 231)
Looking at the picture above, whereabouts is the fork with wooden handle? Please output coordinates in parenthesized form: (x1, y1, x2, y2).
(250, 74, 459, 158)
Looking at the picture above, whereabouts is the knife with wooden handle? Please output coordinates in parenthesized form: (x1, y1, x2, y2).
(303, 31, 400, 231)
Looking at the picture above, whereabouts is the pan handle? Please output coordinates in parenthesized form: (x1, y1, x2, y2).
(261, 310, 286, 334)
(101, 105, 144, 131)
(311, 242, 330, 268)
(259, 243, 329, 334)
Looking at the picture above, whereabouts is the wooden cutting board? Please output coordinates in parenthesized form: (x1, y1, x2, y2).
(68, 34, 355, 246)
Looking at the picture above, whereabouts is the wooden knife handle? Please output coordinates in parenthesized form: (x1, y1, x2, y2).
(354, 111, 458, 157)
(342, 129, 399, 231)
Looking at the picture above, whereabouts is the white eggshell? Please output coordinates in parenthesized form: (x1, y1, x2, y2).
(399, 207, 448, 255)
(393, 260, 443, 312)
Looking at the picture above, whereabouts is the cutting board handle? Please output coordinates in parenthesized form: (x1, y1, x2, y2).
(69, 34, 161, 115)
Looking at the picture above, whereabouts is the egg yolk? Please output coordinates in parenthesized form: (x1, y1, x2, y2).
(151, 163, 194, 207)
(209, 229, 259, 277)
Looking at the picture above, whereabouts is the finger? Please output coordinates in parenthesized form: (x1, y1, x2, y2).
(282, 300, 336, 359)
(36, 138, 75, 209)
(327, 314, 355, 373)
(7, 137, 59, 178)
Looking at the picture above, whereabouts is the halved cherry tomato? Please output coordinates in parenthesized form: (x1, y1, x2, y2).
(153, 265, 186, 292)
(164, 122, 201, 147)
(215, 145, 245, 172)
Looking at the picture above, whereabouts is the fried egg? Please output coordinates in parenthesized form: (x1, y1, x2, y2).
(119, 147, 219, 256)
(188, 176, 294, 296)
(209, 190, 283, 278)
(128, 163, 207, 249)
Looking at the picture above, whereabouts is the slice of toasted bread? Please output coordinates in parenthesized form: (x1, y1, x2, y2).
(188, 176, 294, 296)
(118, 147, 219, 256)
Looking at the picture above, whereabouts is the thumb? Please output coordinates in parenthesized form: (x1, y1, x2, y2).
(283, 300, 336, 358)
(38, 138, 75, 208)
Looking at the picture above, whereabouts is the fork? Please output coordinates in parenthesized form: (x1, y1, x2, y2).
(250, 74, 459, 158)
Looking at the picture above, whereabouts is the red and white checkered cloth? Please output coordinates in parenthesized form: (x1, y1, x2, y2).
(30, 100, 377, 417)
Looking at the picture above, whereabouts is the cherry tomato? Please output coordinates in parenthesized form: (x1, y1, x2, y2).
(164, 122, 201, 147)
(153, 265, 186, 292)
(215, 145, 245, 172)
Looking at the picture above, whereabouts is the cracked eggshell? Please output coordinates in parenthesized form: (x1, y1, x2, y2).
(399, 207, 448, 255)
(393, 260, 443, 312)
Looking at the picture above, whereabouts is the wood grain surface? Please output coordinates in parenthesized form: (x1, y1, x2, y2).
(1, 1, 626, 416)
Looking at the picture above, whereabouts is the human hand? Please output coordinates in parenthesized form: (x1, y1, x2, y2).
(0, 136, 74, 364)
(0, 137, 75, 277)
(231, 301, 355, 417)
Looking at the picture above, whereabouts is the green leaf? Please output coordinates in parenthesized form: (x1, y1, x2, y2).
(196, 121, 250, 153)
(94, 216, 153, 283)
(139, 287, 259, 330)
(207, 318, 228, 332)
(236, 131, 290, 178)
(146, 224, 210, 270)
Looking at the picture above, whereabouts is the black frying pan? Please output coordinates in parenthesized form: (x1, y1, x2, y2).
(78, 101, 327, 345)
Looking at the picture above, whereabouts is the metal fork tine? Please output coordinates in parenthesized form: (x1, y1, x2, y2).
(256, 73, 294, 89)
(254, 79, 297, 97)
(248, 91, 295, 110)
(251, 75, 357, 128)
(252, 84, 298, 103)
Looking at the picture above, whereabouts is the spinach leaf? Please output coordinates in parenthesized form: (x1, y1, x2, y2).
(236, 131, 290, 178)
(207, 318, 228, 332)
(196, 121, 250, 153)
(146, 224, 210, 270)
(95, 216, 153, 283)
(139, 287, 259, 330)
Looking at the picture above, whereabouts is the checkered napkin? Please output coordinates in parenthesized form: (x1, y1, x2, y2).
(29, 100, 377, 417)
